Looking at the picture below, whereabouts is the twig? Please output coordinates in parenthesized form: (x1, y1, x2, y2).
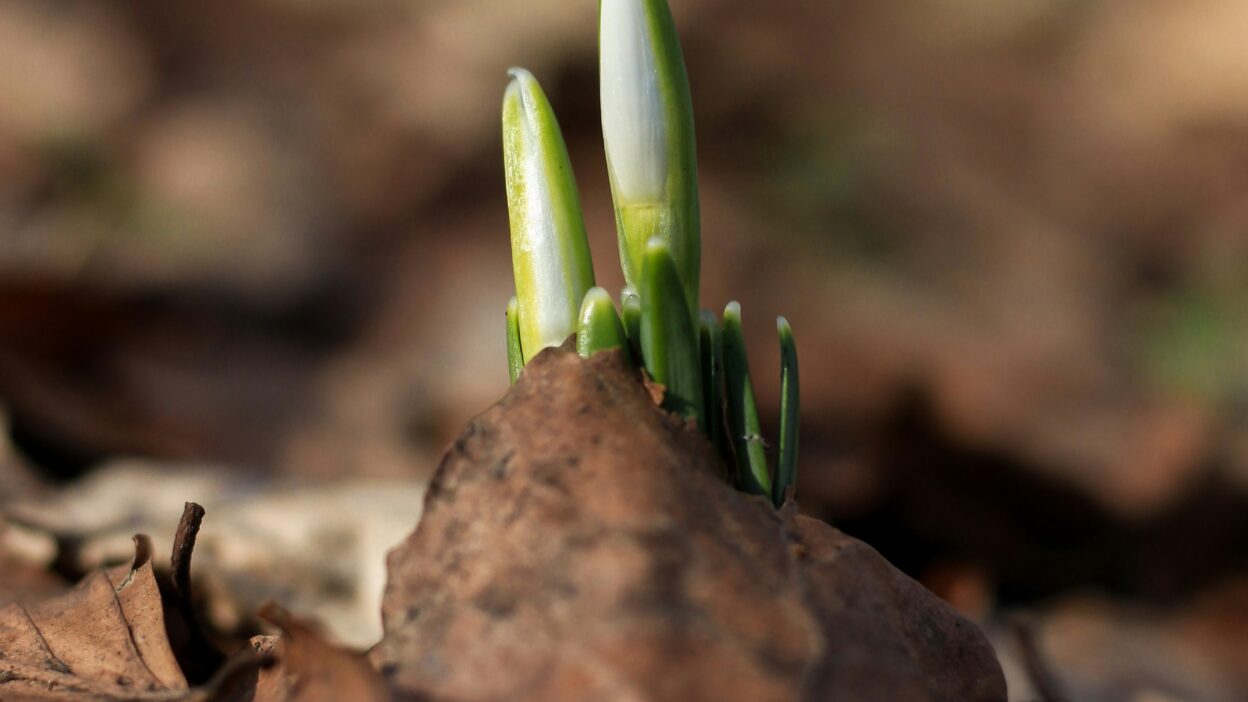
(171, 501, 205, 607)
(168, 502, 222, 684)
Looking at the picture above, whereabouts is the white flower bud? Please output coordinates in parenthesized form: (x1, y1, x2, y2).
(600, 0, 668, 204)
(598, 0, 701, 319)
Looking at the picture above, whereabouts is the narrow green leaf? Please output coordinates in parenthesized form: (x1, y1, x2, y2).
(722, 301, 771, 496)
(506, 296, 524, 384)
(599, 0, 700, 322)
(773, 316, 799, 507)
(577, 287, 630, 360)
(640, 240, 702, 425)
(699, 309, 724, 449)
(503, 68, 595, 362)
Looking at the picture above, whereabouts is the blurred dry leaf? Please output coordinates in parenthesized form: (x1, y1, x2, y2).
(0, 2, 148, 140)
(0, 549, 63, 610)
(4, 461, 424, 649)
(994, 577, 1248, 702)
(0, 405, 44, 506)
(247, 605, 390, 702)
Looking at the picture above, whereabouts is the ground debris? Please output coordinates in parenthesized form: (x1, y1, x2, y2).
(0, 505, 389, 702)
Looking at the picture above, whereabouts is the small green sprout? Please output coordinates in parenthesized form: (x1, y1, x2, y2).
(506, 295, 523, 384)
(500, 0, 803, 508)
(503, 68, 596, 362)
(577, 287, 630, 359)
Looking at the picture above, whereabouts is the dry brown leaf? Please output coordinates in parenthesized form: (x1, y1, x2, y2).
(374, 347, 1006, 702)
(0, 503, 392, 702)
(0, 535, 188, 700)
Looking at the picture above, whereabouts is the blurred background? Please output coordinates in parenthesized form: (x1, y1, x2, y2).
(1, 0, 1247, 699)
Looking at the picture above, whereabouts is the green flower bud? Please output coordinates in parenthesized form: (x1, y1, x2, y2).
(503, 68, 595, 362)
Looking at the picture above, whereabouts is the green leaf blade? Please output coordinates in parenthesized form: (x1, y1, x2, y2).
(640, 240, 703, 426)
(699, 309, 724, 449)
(506, 295, 524, 384)
(577, 287, 630, 359)
(773, 316, 799, 507)
(722, 301, 771, 496)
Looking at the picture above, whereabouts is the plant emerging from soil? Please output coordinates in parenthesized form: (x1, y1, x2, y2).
(502, 0, 800, 508)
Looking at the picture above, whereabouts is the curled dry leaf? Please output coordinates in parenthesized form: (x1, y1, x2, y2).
(0, 534, 188, 701)
(374, 347, 1006, 702)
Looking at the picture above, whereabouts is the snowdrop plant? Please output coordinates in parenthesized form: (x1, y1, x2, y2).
(502, 0, 800, 508)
